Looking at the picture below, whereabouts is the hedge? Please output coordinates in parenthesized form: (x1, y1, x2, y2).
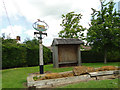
(81, 50, 120, 63)
(2, 44, 52, 69)
(2, 44, 119, 69)
(2, 45, 27, 69)
(81, 51, 104, 63)
(26, 46, 52, 67)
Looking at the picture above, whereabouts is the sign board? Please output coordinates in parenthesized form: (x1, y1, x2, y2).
(37, 25, 46, 31)
(33, 22, 48, 31)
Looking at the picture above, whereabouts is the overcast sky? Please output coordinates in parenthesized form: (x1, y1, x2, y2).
(0, 0, 119, 46)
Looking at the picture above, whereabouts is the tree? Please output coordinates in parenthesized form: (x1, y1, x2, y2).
(2, 38, 17, 46)
(58, 12, 86, 39)
(23, 38, 39, 48)
(23, 38, 52, 65)
(86, 1, 120, 63)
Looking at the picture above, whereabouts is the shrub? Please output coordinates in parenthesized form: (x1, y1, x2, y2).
(43, 46, 52, 64)
(26, 46, 52, 66)
(26, 47, 39, 66)
(2, 44, 27, 69)
(81, 50, 120, 63)
(2, 39, 52, 69)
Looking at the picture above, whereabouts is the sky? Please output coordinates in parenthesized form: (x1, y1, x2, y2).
(0, 0, 120, 46)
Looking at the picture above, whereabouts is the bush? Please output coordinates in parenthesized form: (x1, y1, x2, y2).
(2, 44, 27, 69)
(2, 38, 119, 69)
(81, 51, 104, 63)
(26, 46, 52, 67)
(107, 51, 120, 62)
(2, 38, 52, 69)
(81, 50, 120, 63)
(43, 46, 52, 64)
(26, 47, 39, 66)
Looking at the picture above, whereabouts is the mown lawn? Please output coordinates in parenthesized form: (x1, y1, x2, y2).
(2, 62, 119, 88)
(60, 78, 119, 88)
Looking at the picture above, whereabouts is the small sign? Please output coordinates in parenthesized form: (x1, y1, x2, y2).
(33, 19, 48, 32)
(37, 25, 47, 31)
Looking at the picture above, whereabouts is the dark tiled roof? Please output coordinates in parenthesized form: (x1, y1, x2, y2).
(52, 38, 84, 46)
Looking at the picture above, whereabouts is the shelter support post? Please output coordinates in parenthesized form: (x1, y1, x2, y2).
(54, 46, 59, 68)
(77, 45, 82, 66)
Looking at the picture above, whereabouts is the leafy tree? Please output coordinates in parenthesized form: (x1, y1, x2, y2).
(58, 12, 86, 39)
(2, 38, 52, 68)
(2, 38, 18, 47)
(86, 1, 120, 63)
(24, 38, 39, 48)
(23, 38, 52, 65)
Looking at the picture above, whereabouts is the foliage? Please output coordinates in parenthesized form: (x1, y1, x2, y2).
(58, 12, 86, 39)
(2, 39, 27, 68)
(2, 38, 52, 69)
(24, 39, 52, 66)
(2, 38, 17, 46)
(33, 76, 41, 81)
(86, 1, 120, 63)
(43, 46, 52, 64)
(2, 38, 119, 69)
(107, 50, 120, 61)
(24, 38, 39, 48)
(81, 51, 120, 63)
(24, 39, 39, 66)
(81, 51, 104, 63)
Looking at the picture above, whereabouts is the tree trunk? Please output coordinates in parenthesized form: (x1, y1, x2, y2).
(104, 49, 107, 64)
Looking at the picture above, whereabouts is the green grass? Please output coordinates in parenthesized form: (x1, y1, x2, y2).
(2, 62, 119, 88)
(82, 62, 119, 68)
(59, 78, 119, 88)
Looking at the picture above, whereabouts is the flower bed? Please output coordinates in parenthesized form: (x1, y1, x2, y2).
(27, 66, 119, 88)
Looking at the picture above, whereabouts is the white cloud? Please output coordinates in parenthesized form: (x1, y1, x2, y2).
(1, 0, 102, 46)
(0, 25, 23, 39)
(24, 16, 62, 46)
(114, 0, 120, 2)
(24, 29, 34, 38)
(1, 0, 100, 21)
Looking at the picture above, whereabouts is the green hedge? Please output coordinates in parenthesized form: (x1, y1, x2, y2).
(81, 50, 120, 63)
(2, 45, 27, 68)
(43, 46, 52, 64)
(26, 46, 52, 67)
(2, 41, 119, 69)
(81, 51, 104, 63)
(2, 44, 52, 69)
(26, 47, 39, 66)
(107, 51, 120, 62)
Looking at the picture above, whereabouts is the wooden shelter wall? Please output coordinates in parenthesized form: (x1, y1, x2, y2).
(58, 45, 78, 62)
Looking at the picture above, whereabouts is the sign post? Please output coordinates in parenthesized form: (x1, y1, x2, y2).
(33, 19, 48, 74)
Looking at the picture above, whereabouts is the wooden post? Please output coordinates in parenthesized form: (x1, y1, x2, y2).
(54, 46, 59, 68)
(77, 45, 82, 66)
(52, 46, 55, 68)
(33, 19, 48, 74)
(39, 34, 44, 74)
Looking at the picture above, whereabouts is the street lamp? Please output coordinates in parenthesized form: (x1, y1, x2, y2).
(33, 19, 49, 74)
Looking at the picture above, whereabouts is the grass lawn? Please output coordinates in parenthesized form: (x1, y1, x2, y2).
(2, 62, 119, 88)
(60, 78, 119, 88)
